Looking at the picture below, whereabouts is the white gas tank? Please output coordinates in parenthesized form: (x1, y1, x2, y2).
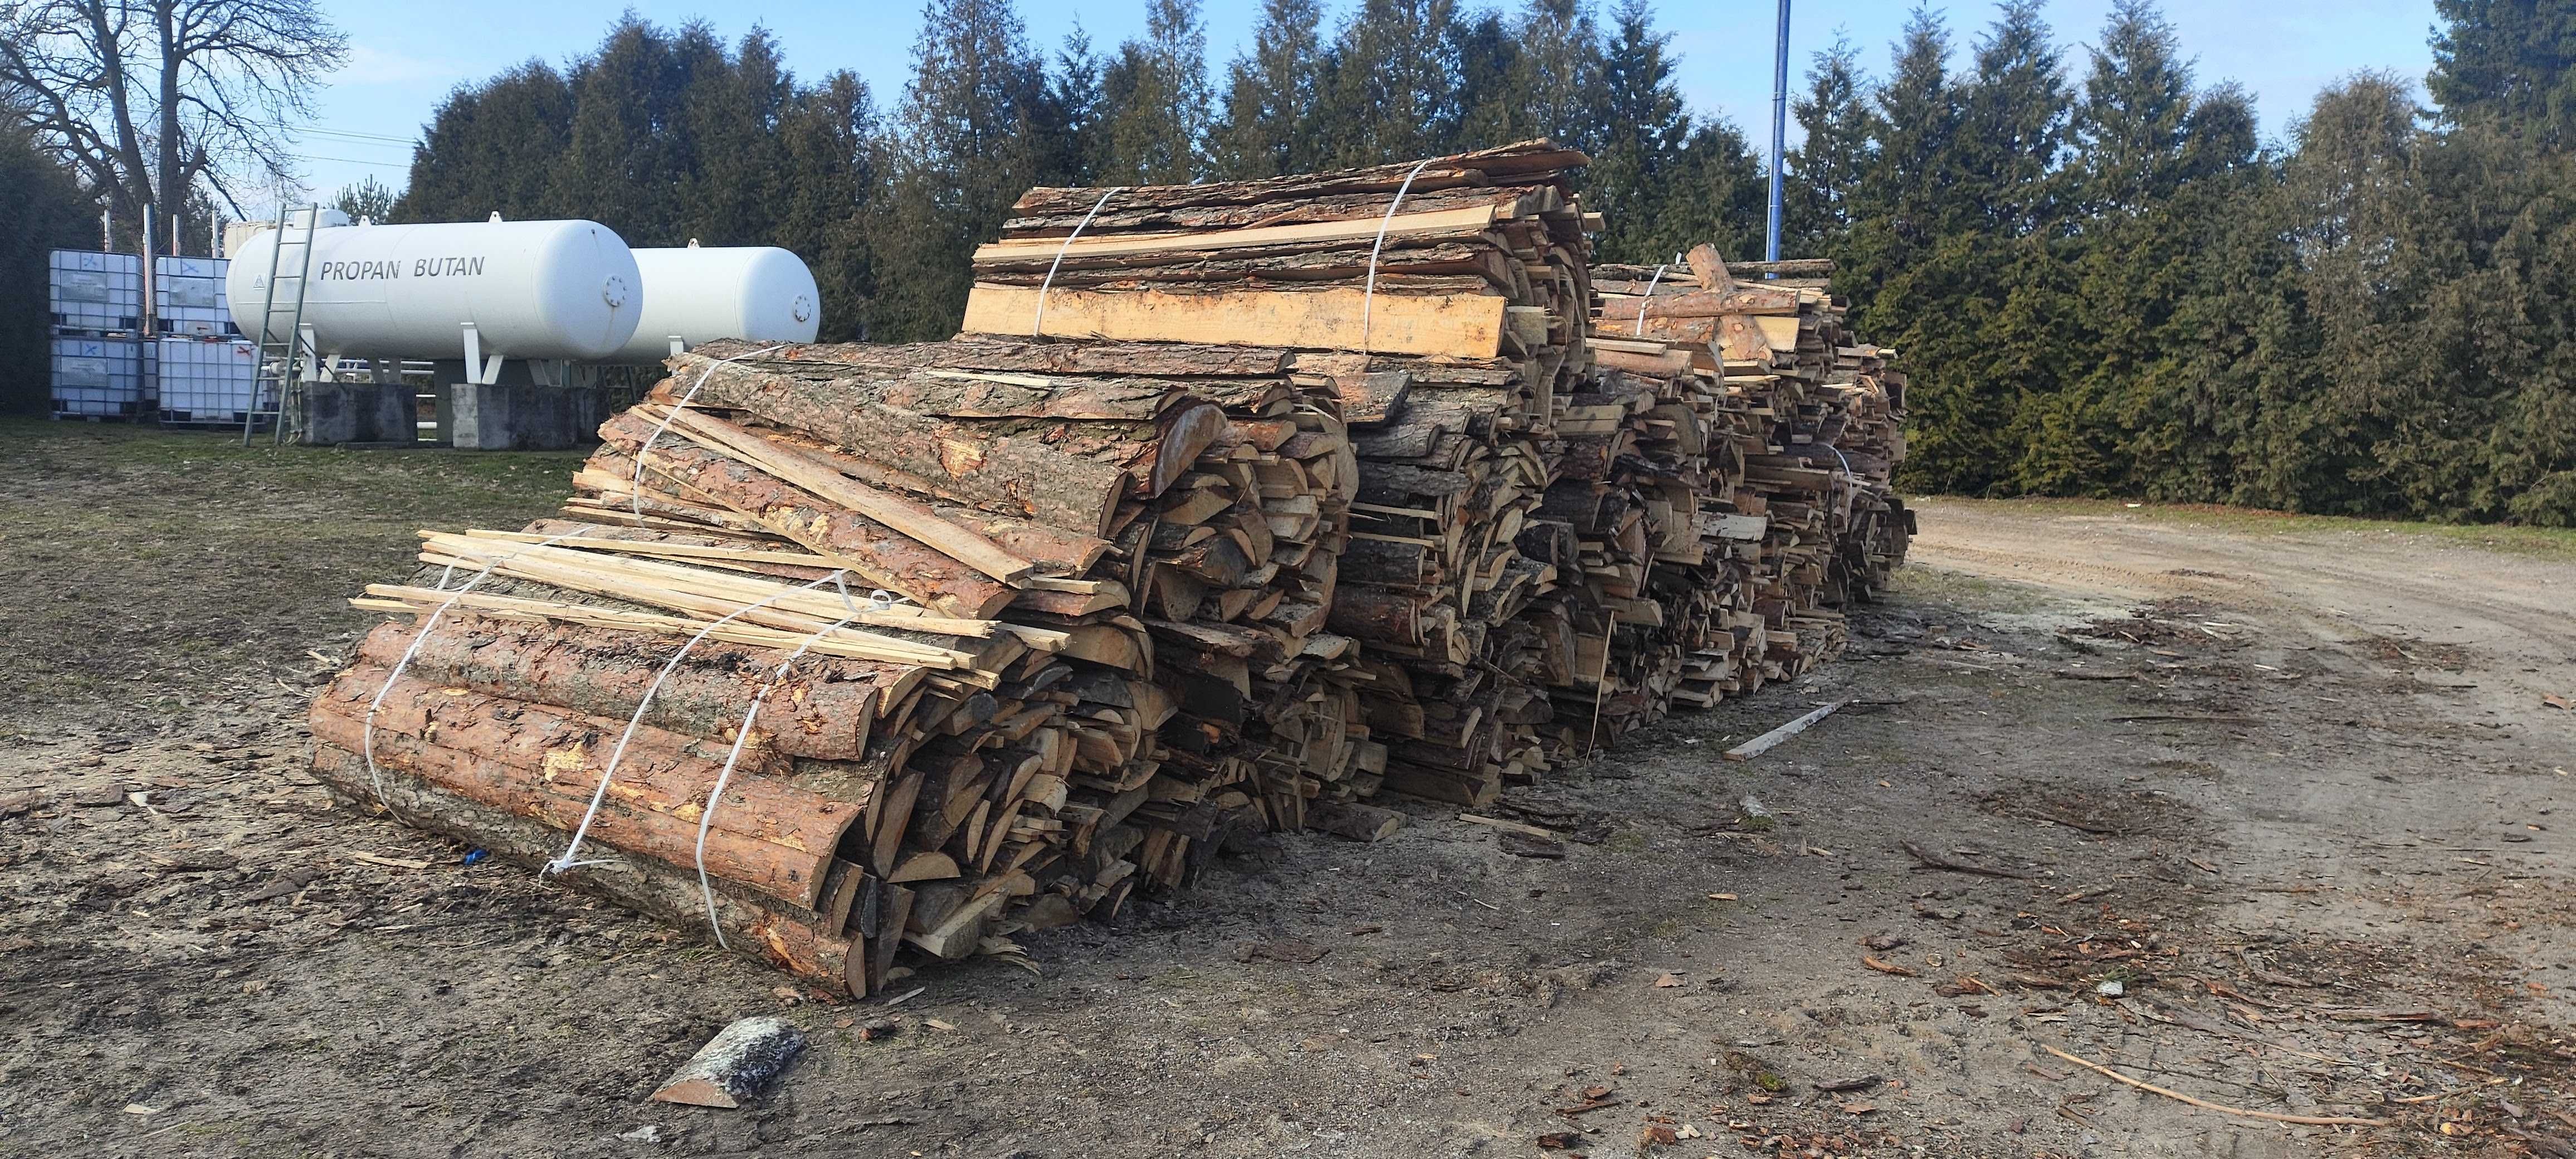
(617, 245, 820, 362)
(228, 218, 642, 361)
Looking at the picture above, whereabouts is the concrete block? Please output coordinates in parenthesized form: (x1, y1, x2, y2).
(298, 382, 414, 445)
(449, 382, 613, 451)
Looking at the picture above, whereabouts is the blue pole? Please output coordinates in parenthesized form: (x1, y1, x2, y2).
(1765, 0, 1790, 267)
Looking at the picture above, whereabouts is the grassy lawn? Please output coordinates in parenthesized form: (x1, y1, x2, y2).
(0, 417, 585, 723)
(1916, 494, 2576, 562)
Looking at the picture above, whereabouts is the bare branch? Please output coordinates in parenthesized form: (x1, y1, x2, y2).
(0, 0, 344, 227)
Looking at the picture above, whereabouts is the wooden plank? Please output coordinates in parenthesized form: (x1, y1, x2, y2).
(963, 285, 1508, 360)
(1721, 699, 1850, 762)
(656, 408, 1037, 585)
(973, 204, 1499, 262)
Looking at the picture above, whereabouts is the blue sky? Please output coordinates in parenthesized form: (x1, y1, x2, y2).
(275, 0, 2440, 211)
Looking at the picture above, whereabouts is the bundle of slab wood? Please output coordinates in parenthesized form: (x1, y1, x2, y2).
(307, 335, 1387, 995)
(1592, 246, 1915, 709)
(305, 143, 1913, 993)
(967, 141, 1599, 807)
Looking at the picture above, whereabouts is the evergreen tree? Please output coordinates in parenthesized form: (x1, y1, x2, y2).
(1651, 120, 1767, 262)
(1313, 0, 1465, 166)
(332, 176, 397, 223)
(2427, 0, 2576, 144)
(1448, 8, 1523, 149)
(673, 28, 796, 247)
(353, 0, 2576, 526)
(1956, 1, 2071, 236)
(2069, 0, 2194, 213)
(1036, 26, 1103, 186)
(1095, 0, 1212, 183)
(551, 18, 688, 245)
(875, 0, 1052, 341)
(1857, 7, 1967, 255)
(1587, 0, 1692, 261)
(1849, 8, 2009, 494)
(775, 71, 879, 342)
(0, 117, 99, 414)
(395, 62, 574, 223)
(1207, 0, 1328, 179)
(1506, 0, 1607, 145)
(1784, 35, 1873, 256)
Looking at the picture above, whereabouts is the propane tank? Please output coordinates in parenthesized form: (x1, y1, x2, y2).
(616, 242, 821, 363)
(227, 217, 642, 362)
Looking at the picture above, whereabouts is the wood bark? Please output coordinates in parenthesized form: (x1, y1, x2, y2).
(601, 412, 1016, 619)
(652, 1016, 806, 1107)
(351, 615, 898, 761)
(312, 667, 860, 909)
(309, 743, 864, 992)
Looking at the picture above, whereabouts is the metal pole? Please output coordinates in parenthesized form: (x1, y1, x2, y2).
(1765, 0, 1791, 267)
(141, 206, 156, 337)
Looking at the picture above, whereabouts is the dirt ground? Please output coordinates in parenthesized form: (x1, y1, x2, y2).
(3, 424, 2572, 1158)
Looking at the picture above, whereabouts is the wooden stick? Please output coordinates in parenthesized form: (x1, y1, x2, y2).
(352, 586, 979, 672)
(1722, 698, 1850, 762)
(1456, 813, 1558, 839)
(1900, 840, 2039, 880)
(2038, 1045, 2387, 1128)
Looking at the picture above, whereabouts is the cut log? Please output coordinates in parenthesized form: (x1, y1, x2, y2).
(651, 1016, 806, 1108)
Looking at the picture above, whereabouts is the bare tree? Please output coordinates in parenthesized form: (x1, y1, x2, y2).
(0, 0, 346, 249)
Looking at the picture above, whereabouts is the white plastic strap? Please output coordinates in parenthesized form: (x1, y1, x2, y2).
(1636, 251, 1681, 331)
(691, 573, 863, 948)
(1358, 158, 1438, 352)
(542, 568, 852, 878)
(1032, 187, 1123, 336)
(631, 343, 788, 518)
(362, 528, 584, 819)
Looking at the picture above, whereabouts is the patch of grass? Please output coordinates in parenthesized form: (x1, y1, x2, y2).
(0, 419, 586, 722)
(1921, 495, 2576, 562)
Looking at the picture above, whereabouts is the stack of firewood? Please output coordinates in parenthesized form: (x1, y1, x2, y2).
(307, 331, 1382, 994)
(304, 145, 1915, 995)
(1596, 247, 1915, 690)
(965, 140, 1594, 809)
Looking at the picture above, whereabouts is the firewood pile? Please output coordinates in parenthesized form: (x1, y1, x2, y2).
(308, 334, 1370, 995)
(1593, 246, 1916, 705)
(966, 141, 1596, 809)
(303, 143, 1912, 994)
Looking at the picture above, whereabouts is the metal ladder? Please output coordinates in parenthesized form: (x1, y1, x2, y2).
(242, 203, 320, 446)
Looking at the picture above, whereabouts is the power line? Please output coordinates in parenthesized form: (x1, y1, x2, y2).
(286, 152, 413, 169)
(255, 121, 424, 146)
(295, 126, 419, 147)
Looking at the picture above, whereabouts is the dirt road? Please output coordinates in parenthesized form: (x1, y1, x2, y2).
(3, 435, 2568, 1158)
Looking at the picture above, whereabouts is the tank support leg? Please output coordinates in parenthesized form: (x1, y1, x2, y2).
(459, 322, 504, 385)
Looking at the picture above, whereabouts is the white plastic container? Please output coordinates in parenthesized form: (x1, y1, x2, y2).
(51, 335, 147, 416)
(614, 245, 820, 362)
(227, 218, 642, 361)
(50, 250, 143, 332)
(155, 255, 235, 337)
(153, 337, 265, 422)
(158, 255, 225, 280)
